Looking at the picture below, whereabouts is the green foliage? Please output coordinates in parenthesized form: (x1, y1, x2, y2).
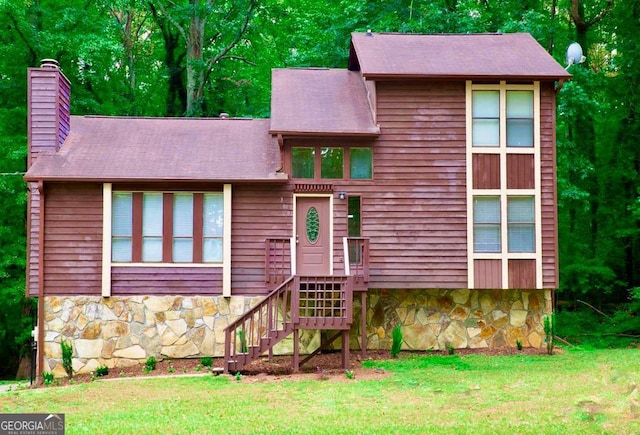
(390, 324, 403, 358)
(516, 339, 523, 351)
(238, 329, 248, 353)
(144, 356, 157, 373)
(445, 342, 455, 355)
(95, 365, 109, 377)
(168, 364, 175, 373)
(61, 340, 73, 378)
(344, 369, 355, 380)
(41, 371, 54, 386)
(200, 356, 213, 369)
(544, 314, 555, 355)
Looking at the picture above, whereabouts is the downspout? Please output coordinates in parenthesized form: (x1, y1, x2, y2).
(37, 180, 45, 382)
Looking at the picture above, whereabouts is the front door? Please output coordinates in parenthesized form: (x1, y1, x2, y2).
(296, 196, 331, 275)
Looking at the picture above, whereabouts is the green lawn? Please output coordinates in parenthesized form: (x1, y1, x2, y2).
(1, 348, 638, 434)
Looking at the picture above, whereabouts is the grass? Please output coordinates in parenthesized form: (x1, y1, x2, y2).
(1, 348, 639, 434)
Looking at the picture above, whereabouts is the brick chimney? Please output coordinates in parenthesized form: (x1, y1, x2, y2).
(27, 59, 71, 168)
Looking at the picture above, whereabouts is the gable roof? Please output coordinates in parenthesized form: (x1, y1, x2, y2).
(270, 69, 379, 137)
(349, 32, 571, 81)
(25, 116, 285, 182)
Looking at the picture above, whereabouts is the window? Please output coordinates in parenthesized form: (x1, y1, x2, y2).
(111, 191, 224, 263)
(347, 196, 361, 237)
(350, 148, 372, 179)
(472, 90, 499, 147)
(506, 91, 534, 147)
(507, 196, 535, 252)
(292, 146, 372, 180)
(473, 196, 500, 253)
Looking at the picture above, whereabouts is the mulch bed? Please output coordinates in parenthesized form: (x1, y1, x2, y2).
(34, 347, 551, 388)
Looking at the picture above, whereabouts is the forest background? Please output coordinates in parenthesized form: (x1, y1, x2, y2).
(0, 0, 638, 379)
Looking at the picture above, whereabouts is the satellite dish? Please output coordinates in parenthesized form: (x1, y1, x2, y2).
(565, 42, 586, 69)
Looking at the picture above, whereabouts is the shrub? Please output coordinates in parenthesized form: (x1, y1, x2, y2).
(544, 314, 555, 355)
(445, 342, 455, 355)
(516, 339, 523, 351)
(95, 365, 109, 377)
(41, 371, 54, 386)
(144, 356, 157, 372)
(61, 340, 73, 378)
(391, 324, 403, 358)
(200, 356, 213, 368)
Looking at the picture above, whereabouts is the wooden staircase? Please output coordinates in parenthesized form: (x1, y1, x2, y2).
(224, 275, 353, 373)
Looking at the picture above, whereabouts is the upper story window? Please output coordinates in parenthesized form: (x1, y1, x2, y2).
(111, 191, 223, 264)
(472, 89, 534, 148)
(292, 146, 372, 180)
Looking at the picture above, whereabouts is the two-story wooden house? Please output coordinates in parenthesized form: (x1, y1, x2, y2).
(25, 32, 570, 376)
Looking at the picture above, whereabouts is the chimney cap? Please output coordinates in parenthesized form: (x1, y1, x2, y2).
(219, 112, 230, 119)
(40, 59, 60, 69)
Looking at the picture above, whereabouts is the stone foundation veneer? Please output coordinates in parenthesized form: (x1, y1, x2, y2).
(355, 288, 552, 351)
(42, 288, 551, 376)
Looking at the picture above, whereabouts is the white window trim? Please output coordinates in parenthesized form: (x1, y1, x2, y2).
(466, 81, 543, 289)
(102, 183, 232, 297)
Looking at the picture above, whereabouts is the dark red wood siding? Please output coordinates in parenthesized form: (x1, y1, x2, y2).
(506, 154, 535, 189)
(473, 154, 500, 189)
(474, 259, 501, 289)
(540, 83, 559, 288)
(111, 267, 222, 295)
(508, 259, 536, 289)
(27, 186, 40, 296)
(42, 183, 102, 295)
(231, 184, 293, 295)
(361, 81, 468, 288)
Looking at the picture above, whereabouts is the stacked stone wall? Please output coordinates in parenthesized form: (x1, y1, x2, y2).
(42, 288, 551, 376)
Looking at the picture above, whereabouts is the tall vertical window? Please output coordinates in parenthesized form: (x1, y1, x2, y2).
(142, 193, 163, 262)
(472, 90, 499, 147)
(112, 192, 132, 262)
(506, 91, 534, 147)
(173, 194, 193, 262)
(473, 196, 501, 253)
(507, 196, 535, 252)
(292, 147, 314, 178)
(203, 194, 224, 262)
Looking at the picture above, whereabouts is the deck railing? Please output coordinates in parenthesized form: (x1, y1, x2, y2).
(294, 276, 353, 329)
(224, 276, 295, 373)
(343, 237, 370, 288)
(265, 238, 292, 288)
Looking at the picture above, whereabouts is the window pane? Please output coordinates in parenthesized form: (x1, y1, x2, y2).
(472, 119, 500, 146)
(507, 119, 533, 147)
(142, 238, 163, 262)
(350, 148, 372, 179)
(173, 239, 193, 262)
(173, 194, 193, 237)
(112, 192, 132, 262)
(112, 238, 132, 262)
(474, 224, 501, 252)
(142, 193, 163, 262)
(473, 197, 500, 224)
(292, 147, 314, 178)
(112, 193, 132, 235)
(508, 197, 534, 223)
(508, 225, 535, 252)
(473, 91, 499, 117)
(203, 194, 223, 236)
(321, 147, 343, 179)
(142, 193, 163, 236)
(507, 91, 533, 118)
(203, 238, 223, 262)
(348, 196, 361, 237)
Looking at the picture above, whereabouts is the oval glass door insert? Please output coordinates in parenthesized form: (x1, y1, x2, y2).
(306, 207, 320, 243)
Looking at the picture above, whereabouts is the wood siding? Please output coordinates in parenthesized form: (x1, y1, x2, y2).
(231, 184, 293, 295)
(473, 154, 500, 189)
(41, 183, 103, 296)
(27, 185, 40, 296)
(474, 259, 501, 289)
(360, 81, 468, 288)
(508, 259, 536, 288)
(540, 83, 559, 288)
(111, 266, 222, 295)
(506, 154, 535, 189)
